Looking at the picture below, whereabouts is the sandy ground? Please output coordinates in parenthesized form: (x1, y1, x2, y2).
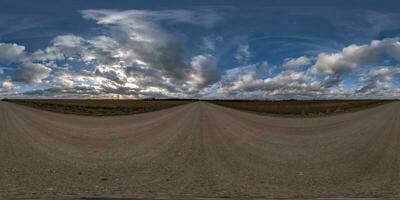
(0, 101, 399, 199)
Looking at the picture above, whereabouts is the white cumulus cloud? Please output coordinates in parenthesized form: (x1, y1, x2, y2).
(1, 78, 15, 90)
(283, 56, 311, 68)
(0, 43, 26, 62)
(311, 38, 400, 75)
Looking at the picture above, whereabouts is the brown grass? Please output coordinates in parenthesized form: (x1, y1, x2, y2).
(209, 100, 393, 117)
(4, 99, 194, 116)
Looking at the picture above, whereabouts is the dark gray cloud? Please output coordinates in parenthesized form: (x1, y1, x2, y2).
(189, 54, 220, 89)
(12, 62, 51, 84)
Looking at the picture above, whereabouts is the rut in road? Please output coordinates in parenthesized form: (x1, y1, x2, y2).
(0, 101, 400, 199)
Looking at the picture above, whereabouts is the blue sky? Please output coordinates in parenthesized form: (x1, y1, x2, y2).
(0, 0, 399, 99)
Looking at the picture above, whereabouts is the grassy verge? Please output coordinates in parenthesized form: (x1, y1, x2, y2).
(3, 99, 194, 116)
(208, 100, 394, 117)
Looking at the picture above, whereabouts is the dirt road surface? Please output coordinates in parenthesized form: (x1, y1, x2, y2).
(0, 101, 399, 199)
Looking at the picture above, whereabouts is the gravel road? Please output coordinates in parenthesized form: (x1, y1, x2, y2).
(0, 101, 399, 199)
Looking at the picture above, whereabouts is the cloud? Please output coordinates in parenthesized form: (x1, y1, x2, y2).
(54, 72, 74, 87)
(218, 61, 271, 90)
(283, 56, 311, 68)
(53, 34, 85, 48)
(48, 35, 88, 61)
(320, 75, 342, 88)
(234, 44, 251, 63)
(311, 38, 400, 75)
(218, 64, 263, 94)
(84, 36, 121, 65)
(0, 43, 26, 62)
(79, 9, 223, 84)
(216, 62, 340, 99)
(56, 9, 223, 97)
(189, 54, 220, 89)
(262, 71, 327, 98)
(311, 52, 358, 75)
(81, 9, 221, 30)
(368, 67, 400, 78)
(1, 78, 15, 90)
(32, 47, 65, 62)
(22, 86, 103, 98)
(1, 8, 399, 99)
(356, 66, 400, 96)
(201, 36, 223, 51)
(264, 71, 312, 90)
(12, 62, 51, 84)
(0, 9, 224, 98)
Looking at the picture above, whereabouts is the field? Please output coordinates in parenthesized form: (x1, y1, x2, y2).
(2, 99, 193, 116)
(3, 99, 392, 117)
(209, 99, 392, 117)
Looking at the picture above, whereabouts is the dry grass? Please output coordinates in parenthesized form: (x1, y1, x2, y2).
(4, 99, 194, 116)
(3, 99, 394, 117)
(209, 100, 393, 117)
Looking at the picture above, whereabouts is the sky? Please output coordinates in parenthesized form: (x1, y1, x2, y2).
(0, 0, 399, 99)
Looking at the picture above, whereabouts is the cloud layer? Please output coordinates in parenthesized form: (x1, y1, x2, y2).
(0, 9, 399, 99)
